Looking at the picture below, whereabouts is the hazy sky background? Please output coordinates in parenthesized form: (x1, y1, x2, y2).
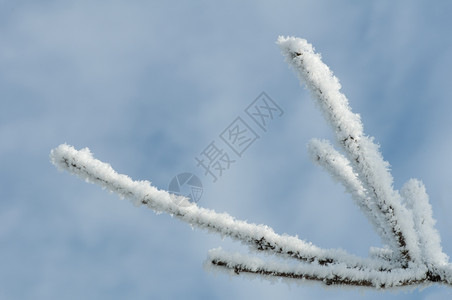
(1, 1, 452, 299)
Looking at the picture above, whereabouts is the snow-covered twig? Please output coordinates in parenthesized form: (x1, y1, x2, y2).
(50, 36, 452, 289)
(278, 36, 420, 265)
(207, 248, 432, 288)
(307, 138, 389, 242)
(401, 179, 449, 266)
(50, 144, 392, 271)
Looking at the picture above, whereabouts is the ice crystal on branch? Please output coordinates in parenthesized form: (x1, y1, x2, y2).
(50, 36, 452, 289)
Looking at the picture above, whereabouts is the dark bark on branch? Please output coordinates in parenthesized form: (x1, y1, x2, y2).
(210, 259, 451, 288)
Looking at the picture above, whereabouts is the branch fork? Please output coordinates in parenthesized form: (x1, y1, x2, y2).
(50, 36, 451, 288)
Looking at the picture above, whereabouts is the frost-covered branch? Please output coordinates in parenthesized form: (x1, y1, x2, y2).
(401, 179, 449, 266)
(278, 36, 420, 265)
(307, 138, 390, 241)
(50, 144, 390, 270)
(50, 36, 452, 289)
(207, 248, 436, 288)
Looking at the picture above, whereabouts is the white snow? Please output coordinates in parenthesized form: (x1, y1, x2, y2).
(401, 179, 449, 266)
(207, 247, 430, 288)
(307, 138, 390, 244)
(49, 36, 452, 288)
(50, 144, 391, 272)
(278, 36, 421, 265)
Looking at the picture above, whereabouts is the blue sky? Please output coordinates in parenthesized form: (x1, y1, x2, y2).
(1, 1, 452, 299)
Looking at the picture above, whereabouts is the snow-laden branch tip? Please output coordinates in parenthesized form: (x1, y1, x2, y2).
(278, 36, 420, 264)
(307, 138, 389, 242)
(401, 179, 449, 267)
(50, 36, 452, 289)
(50, 144, 393, 271)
